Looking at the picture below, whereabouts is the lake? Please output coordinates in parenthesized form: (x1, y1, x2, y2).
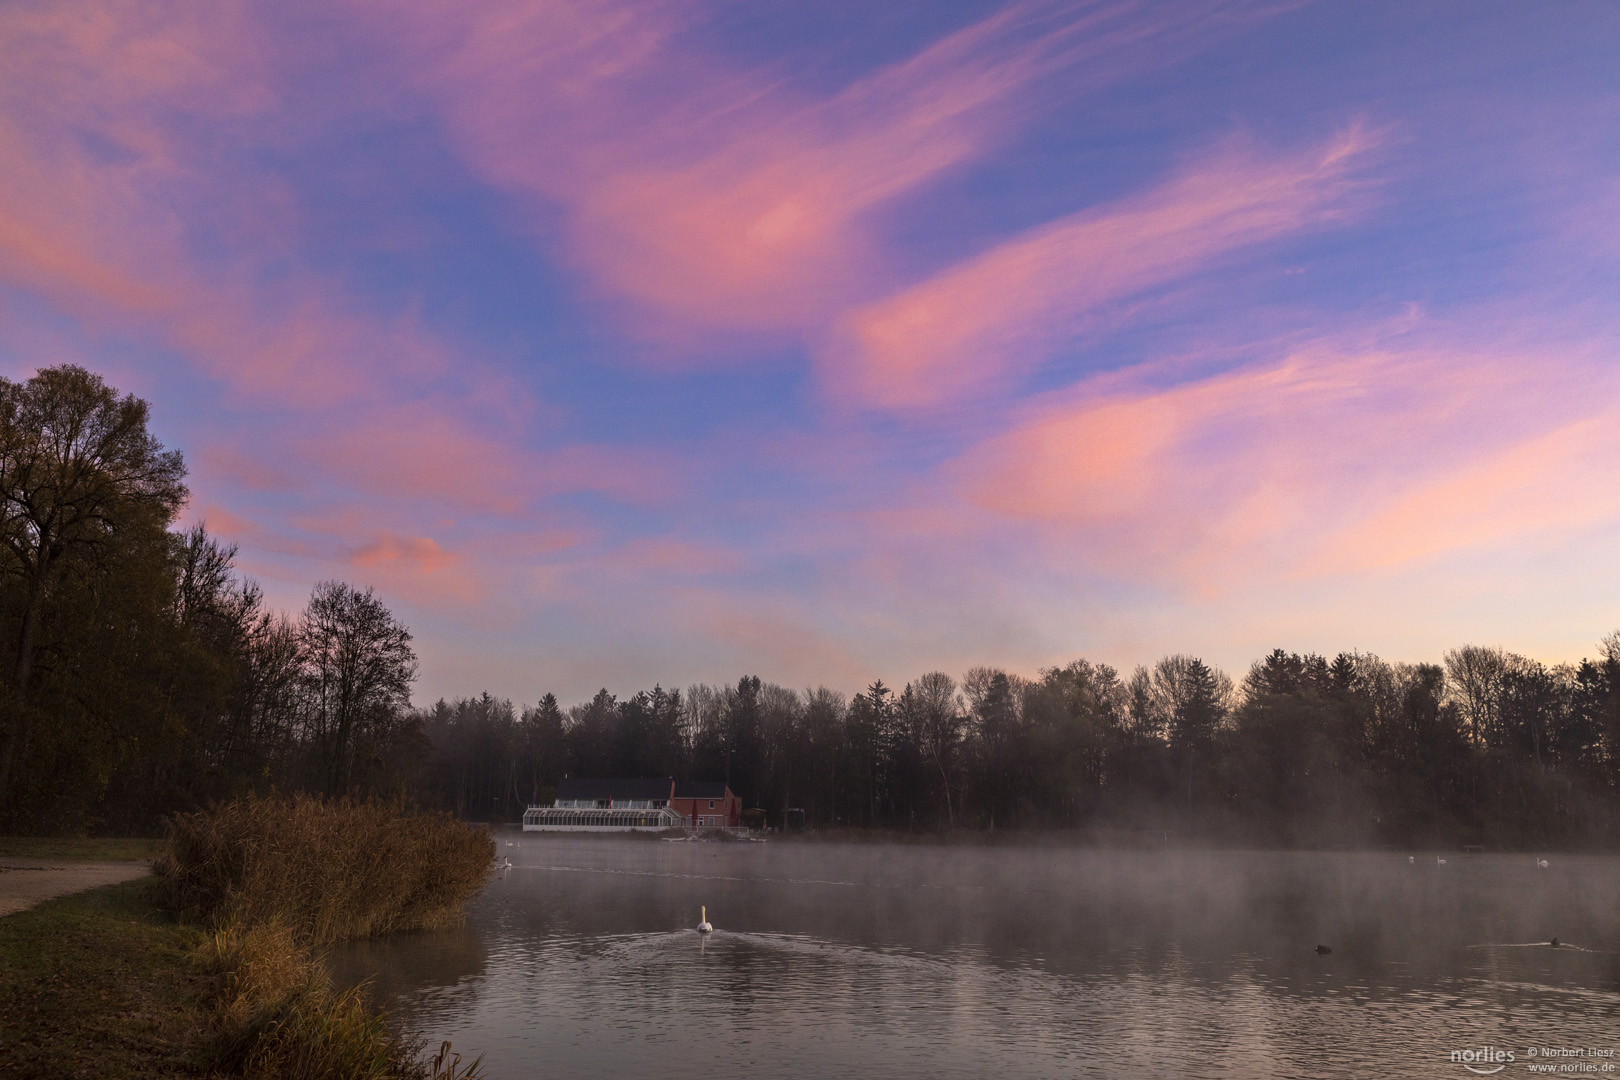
(329, 833, 1620, 1079)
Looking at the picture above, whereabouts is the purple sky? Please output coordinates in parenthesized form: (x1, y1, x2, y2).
(3, 1, 1619, 703)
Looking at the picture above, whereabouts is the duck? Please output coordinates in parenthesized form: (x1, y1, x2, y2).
(697, 905, 713, 934)
(1550, 937, 1560, 948)
(1315, 945, 1333, 956)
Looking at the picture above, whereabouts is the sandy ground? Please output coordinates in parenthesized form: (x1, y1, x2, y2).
(0, 859, 152, 917)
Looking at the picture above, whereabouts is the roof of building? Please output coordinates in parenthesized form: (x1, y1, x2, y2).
(555, 777, 674, 802)
(673, 781, 732, 799)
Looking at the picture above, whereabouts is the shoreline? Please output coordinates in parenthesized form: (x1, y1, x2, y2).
(0, 878, 209, 1077)
(487, 822, 1619, 854)
(0, 858, 152, 918)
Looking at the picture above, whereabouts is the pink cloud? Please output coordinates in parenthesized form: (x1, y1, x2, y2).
(827, 125, 1381, 410)
(0, 5, 430, 406)
(1309, 405, 1620, 573)
(949, 330, 1615, 588)
(0, 208, 174, 316)
(385, 0, 1265, 338)
(286, 406, 679, 513)
(341, 533, 492, 607)
(352, 534, 458, 575)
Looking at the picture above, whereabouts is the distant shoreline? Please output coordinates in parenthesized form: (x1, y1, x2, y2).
(485, 822, 1619, 854)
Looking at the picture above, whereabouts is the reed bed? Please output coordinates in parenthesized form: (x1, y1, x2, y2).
(158, 793, 494, 945)
(156, 794, 494, 1079)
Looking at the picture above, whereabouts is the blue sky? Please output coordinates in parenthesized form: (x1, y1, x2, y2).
(2, 1, 1618, 703)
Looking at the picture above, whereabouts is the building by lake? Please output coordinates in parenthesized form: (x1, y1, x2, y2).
(521, 778, 741, 832)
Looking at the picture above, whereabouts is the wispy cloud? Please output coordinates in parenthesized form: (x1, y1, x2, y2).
(4, 0, 1618, 700)
(389, 0, 1272, 339)
(948, 326, 1616, 587)
(828, 125, 1380, 409)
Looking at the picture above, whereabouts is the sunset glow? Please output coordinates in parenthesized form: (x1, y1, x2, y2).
(3, 1, 1617, 700)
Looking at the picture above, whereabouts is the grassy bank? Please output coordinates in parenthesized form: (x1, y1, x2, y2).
(0, 836, 163, 861)
(0, 796, 494, 1078)
(0, 878, 207, 1077)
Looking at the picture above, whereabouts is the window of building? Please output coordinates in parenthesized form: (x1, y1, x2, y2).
(709, 800, 715, 808)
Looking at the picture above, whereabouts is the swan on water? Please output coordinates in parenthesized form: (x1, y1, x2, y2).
(1537, 859, 1549, 869)
(697, 906, 713, 934)
(1436, 856, 1447, 865)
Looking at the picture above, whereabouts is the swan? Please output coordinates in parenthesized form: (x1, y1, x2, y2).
(1436, 856, 1447, 865)
(1537, 859, 1549, 869)
(697, 905, 713, 934)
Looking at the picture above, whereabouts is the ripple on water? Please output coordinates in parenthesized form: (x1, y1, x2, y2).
(327, 840, 1620, 1080)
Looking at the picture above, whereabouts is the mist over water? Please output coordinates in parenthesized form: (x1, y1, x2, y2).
(330, 834, 1620, 1079)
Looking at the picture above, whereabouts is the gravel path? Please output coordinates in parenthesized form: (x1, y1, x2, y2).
(0, 859, 152, 917)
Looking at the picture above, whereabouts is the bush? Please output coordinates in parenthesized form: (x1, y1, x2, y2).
(157, 794, 494, 944)
(156, 795, 493, 1079)
(202, 921, 420, 1080)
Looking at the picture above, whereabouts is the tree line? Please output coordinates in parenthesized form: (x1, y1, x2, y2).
(3, 364, 1618, 846)
(0, 365, 418, 833)
(412, 643, 1620, 847)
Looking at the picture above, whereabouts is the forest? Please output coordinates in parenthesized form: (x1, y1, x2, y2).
(3, 364, 1618, 847)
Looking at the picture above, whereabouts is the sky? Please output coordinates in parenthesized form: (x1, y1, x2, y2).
(3, 1, 1619, 705)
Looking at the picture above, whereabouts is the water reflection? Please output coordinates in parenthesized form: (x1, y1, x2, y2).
(328, 835, 1620, 1079)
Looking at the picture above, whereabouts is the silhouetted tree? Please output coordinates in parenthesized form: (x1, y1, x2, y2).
(299, 581, 417, 795)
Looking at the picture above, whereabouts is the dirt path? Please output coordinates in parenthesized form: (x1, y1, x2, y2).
(0, 859, 152, 917)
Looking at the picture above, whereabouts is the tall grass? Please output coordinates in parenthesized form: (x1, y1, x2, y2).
(157, 794, 494, 1079)
(158, 793, 493, 944)
(202, 921, 414, 1080)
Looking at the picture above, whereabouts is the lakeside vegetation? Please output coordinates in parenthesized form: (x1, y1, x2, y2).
(159, 794, 493, 945)
(0, 797, 491, 1079)
(0, 879, 208, 1077)
(160, 795, 493, 1079)
(0, 836, 162, 860)
(0, 362, 1617, 849)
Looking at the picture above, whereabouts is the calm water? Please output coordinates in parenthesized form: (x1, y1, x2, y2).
(329, 833, 1620, 1079)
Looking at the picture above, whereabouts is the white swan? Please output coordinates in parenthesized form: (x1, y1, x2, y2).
(1436, 856, 1447, 865)
(1537, 859, 1549, 869)
(697, 905, 713, 934)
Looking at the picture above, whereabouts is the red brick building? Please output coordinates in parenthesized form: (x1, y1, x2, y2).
(670, 781, 740, 828)
(522, 777, 743, 831)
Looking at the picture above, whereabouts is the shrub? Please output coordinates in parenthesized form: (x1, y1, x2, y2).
(156, 795, 494, 1078)
(202, 921, 419, 1080)
(157, 794, 494, 945)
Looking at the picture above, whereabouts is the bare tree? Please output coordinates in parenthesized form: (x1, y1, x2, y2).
(1444, 644, 1510, 746)
(299, 581, 417, 794)
(910, 671, 961, 828)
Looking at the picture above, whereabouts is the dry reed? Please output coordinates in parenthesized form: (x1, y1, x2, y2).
(156, 794, 495, 1079)
(157, 793, 494, 945)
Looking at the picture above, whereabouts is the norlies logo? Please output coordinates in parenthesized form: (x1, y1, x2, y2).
(1452, 1047, 1517, 1074)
